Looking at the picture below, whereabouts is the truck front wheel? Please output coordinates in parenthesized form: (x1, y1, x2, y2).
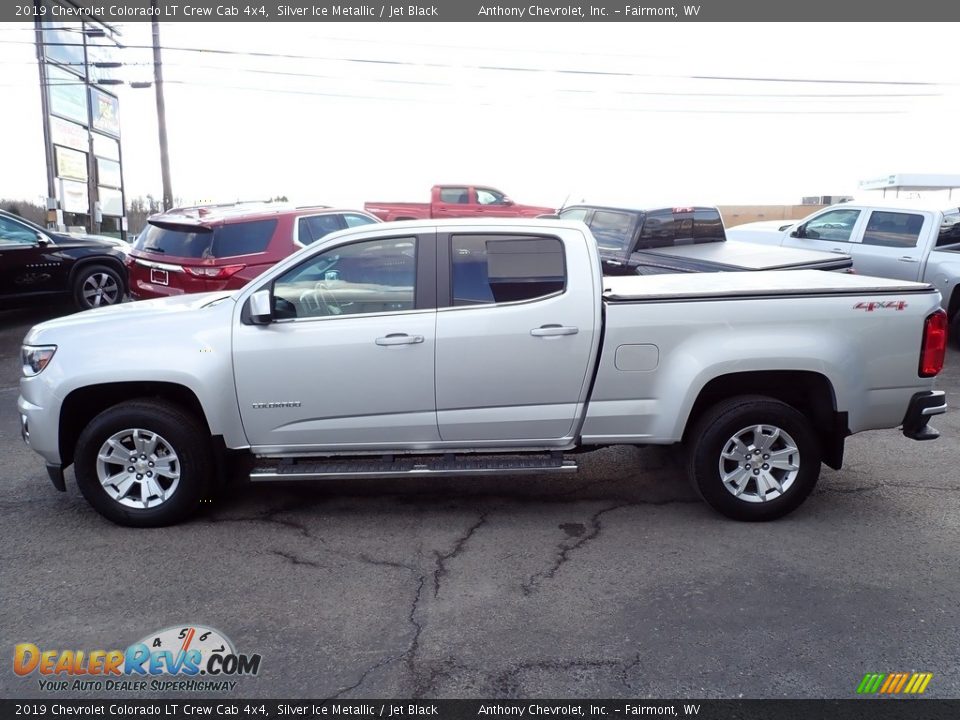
(74, 400, 213, 527)
(686, 396, 821, 521)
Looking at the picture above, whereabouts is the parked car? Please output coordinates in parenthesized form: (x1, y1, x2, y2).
(0, 209, 128, 310)
(365, 184, 554, 221)
(727, 200, 960, 345)
(19, 219, 947, 527)
(127, 203, 379, 299)
(552, 205, 852, 275)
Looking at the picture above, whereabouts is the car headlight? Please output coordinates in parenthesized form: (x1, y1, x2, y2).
(21, 345, 57, 376)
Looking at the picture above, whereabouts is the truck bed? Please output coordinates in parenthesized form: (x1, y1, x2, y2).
(636, 240, 851, 272)
(603, 269, 934, 302)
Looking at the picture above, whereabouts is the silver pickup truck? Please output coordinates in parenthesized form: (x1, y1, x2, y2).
(728, 200, 960, 345)
(18, 219, 948, 527)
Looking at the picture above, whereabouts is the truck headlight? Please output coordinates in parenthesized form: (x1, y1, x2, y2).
(21, 345, 57, 376)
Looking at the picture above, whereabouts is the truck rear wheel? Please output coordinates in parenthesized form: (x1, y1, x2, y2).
(686, 396, 821, 521)
(74, 400, 213, 527)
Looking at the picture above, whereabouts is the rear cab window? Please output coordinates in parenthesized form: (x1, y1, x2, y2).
(861, 211, 925, 248)
(450, 234, 565, 306)
(137, 219, 277, 259)
(636, 208, 724, 249)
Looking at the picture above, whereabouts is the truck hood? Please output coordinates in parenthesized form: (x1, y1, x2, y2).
(641, 240, 848, 270)
(603, 270, 933, 302)
(24, 292, 236, 345)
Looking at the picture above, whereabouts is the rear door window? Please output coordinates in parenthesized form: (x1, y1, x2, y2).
(861, 211, 925, 248)
(451, 234, 565, 306)
(439, 187, 470, 204)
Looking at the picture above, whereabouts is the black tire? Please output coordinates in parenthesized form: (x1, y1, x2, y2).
(951, 314, 960, 350)
(74, 400, 213, 527)
(73, 263, 125, 310)
(685, 395, 821, 522)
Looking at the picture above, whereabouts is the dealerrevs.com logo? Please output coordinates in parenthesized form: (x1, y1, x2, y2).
(13, 625, 262, 693)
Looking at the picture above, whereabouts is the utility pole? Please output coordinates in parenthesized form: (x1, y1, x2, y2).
(151, 5, 174, 211)
(33, 1, 57, 229)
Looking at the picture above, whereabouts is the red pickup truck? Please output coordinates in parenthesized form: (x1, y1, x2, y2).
(365, 185, 554, 222)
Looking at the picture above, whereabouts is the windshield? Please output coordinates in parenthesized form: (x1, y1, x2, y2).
(136, 219, 277, 259)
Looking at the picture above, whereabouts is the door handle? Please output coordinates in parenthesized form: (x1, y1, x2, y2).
(830, 248, 846, 254)
(375, 333, 424, 346)
(898, 256, 919, 263)
(531, 324, 579, 337)
(604, 259, 623, 266)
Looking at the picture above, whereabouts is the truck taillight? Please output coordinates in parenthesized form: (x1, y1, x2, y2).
(184, 264, 246, 279)
(919, 310, 948, 377)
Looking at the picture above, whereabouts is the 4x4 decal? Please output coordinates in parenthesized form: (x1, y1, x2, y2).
(854, 300, 908, 312)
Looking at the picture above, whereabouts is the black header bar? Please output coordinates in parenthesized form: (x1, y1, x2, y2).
(7, 0, 960, 22)
(3, 699, 960, 720)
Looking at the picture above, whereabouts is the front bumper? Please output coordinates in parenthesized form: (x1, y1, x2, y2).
(901, 390, 947, 441)
(17, 393, 61, 464)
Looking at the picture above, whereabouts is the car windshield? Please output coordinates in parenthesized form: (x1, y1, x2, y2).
(136, 219, 277, 259)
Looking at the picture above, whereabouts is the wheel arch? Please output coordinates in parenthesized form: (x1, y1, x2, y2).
(59, 382, 211, 468)
(68, 255, 128, 294)
(683, 370, 848, 470)
(947, 283, 960, 322)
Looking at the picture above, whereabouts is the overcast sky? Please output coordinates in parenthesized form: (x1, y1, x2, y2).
(1, 21, 959, 210)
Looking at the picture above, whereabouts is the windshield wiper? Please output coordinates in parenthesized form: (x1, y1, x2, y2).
(143, 245, 165, 253)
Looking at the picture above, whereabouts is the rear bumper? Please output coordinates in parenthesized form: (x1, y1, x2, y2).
(901, 390, 947, 441)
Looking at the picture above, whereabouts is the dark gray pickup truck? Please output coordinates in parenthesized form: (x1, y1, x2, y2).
(553, 205, 853, 276)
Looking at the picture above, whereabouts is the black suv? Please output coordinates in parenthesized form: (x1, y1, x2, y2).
(0, 210, 129, 310)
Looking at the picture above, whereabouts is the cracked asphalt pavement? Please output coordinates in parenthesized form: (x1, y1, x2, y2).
(1, 304, 958, 699)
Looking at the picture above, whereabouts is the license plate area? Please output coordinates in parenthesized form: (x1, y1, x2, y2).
(150, 268, 169, 286)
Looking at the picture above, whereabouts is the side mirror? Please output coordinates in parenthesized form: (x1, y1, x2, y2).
(248, 289, 273, 325)
(789, 226, 803, 238)
(36, 233, 50, 246)
(502, 197, 514, 206)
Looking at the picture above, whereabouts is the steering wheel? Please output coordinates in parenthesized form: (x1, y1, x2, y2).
(314, 281, 342, 315)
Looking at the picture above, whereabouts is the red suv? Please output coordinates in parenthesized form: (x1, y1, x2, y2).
(127, 203, 380, 299)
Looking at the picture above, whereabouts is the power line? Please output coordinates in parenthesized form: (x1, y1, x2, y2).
(159, 79, 910, 114)
(0, 37, 948, 87)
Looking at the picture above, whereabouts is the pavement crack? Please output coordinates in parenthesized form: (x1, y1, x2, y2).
(329, 555, 426, 699)
(619, 652, 643, 689)
(522, 502, 630, 596)
(270, 549, 321, 568)
(205, 502, 318, 539)
(432, 512, 488, 598)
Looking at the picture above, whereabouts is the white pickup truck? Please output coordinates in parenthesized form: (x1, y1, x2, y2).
(728, 200, 960, 345)
(18, 219, 948, 527)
